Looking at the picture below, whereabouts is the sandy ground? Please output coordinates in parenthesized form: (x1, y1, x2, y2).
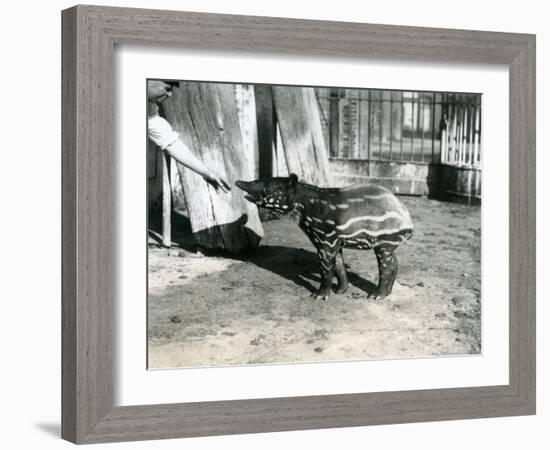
(148, 196, 481, 369)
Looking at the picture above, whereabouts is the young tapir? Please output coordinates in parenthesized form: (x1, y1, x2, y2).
(236, 174, 413, 300)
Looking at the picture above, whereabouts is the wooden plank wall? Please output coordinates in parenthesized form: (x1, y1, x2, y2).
(161, 82, 264, 253)
(272, 87, 332, 186)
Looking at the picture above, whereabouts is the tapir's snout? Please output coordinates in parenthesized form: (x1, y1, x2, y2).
(235, 180, 250, 191)
(236, 180, 261, 203)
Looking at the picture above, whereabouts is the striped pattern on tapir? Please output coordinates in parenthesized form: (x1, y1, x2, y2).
(236, 174, 413, 300)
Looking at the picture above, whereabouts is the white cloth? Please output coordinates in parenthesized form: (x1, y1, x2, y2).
(147, 114, 179, 150)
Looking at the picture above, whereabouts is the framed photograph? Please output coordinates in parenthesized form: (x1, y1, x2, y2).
(62, 5, 536, 444)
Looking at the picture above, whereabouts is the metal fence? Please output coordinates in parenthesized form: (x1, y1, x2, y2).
(315, 88, 481, 168)
(439, 93, 482, 168)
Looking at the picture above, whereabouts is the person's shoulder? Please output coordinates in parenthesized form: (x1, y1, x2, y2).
(148, 114, 170, 128)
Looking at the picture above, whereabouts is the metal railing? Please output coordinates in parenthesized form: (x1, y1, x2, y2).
(316, 88, 481, 168)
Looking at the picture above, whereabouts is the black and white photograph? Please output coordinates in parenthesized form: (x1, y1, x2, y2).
(147, 79, 482, 369)
(3, 0, 545, 447)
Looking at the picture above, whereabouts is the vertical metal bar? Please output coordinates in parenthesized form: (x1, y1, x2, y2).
(457, 96, 462, 165)
(473, 96, 481, 167)
(328, 88, 340, 158)
(431, 92, 436, 162)
(470, 97, 476, 167)
(410, 94, 415, 161)
(442, 94, 449, 163)
(441, 93, 446, 163)
(468, 97, 472, 166)
(445, 93, 450, 163)
(400, 91, 404, 160)
(460, 96, 466, 165)
(420, 95, 425, 162)
(465, 97, 470, 166)
(451, 95, 458, 165)
(463, 97, 468, 165)
(345, 93, 353, 159)
(367, 90, 371, 163)
(463, 98, 468, 165)
(447, 94, 454, 162)
(358, 90, 362, 158)
(389, 92, 393, 160)
(478, 96, 482, 166)
(456, 96, 462, 166)
(379, 94, 383, 160)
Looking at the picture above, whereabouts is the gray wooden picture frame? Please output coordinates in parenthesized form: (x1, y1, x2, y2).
(61, 5, 536, 444)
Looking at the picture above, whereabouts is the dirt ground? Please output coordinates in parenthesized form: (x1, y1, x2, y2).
(147, 196, 481, 369)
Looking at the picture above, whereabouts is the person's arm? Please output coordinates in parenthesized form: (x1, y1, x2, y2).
(148, 115, 230, 193)
(164, 139, 230, 193)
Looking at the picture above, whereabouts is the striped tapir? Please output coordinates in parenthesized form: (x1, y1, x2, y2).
(236, 174, 413, 300)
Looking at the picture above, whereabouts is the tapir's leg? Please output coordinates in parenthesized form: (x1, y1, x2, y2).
(370, 245, 398, 299)
(389, 253, 399, 291)
(313, 243, 340, 300)
(334, 248, 349, 294)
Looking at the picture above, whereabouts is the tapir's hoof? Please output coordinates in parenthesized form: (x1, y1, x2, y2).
(311, 290, 330, 301)
(335, 284, 350, 294)
(367, 288, 391, 300)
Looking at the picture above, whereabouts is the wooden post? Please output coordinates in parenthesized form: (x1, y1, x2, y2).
(161, 82, 264, 253)
(234, 85, 259, 179)
(254, 85, 276, 178)
(272, 87, 331, 186)
(274, 123, 288, 177)
(161, 152, 171, 248)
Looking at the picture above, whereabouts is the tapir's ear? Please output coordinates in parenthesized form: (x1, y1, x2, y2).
(289, 173, 298, 187)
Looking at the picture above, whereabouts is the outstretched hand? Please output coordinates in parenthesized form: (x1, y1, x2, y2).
(203, 170, 231, 193)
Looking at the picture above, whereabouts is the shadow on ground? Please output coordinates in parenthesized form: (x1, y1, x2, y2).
(148, 209, 198, 252)
(149, 209, 377, 295)
(237, 245, 377, 296)
(239, 245, 376, 294)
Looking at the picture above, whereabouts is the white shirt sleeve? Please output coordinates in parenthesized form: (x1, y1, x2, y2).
(147, 115, 180, 150)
